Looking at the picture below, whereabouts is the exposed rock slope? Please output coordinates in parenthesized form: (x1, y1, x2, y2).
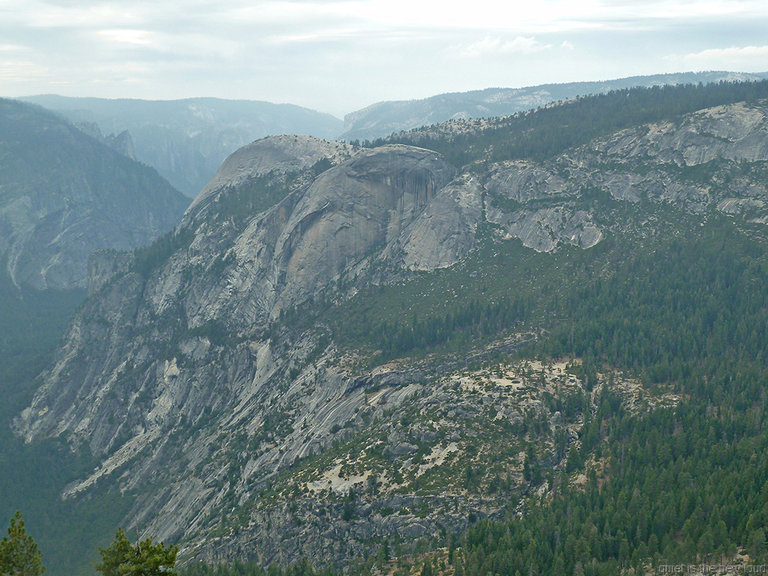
(15, 98, 768, 567)
(184, 135, 355, 226)
(0, 99, 189, 289)
(17, 136, 457, 449)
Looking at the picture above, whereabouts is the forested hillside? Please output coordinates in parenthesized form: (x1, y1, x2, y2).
(183, 207, 768, 575)
(373, 80, 768, 165)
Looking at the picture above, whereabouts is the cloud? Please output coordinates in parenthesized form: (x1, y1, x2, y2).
(1, 0, 768, 115)
(97, 29, 154, 46)
(262, 28, 361, 45)
(683, 44, 768, 60)
(460, 36, 553, 58)
(0, 60, 49, 82)
(669, 44, 768, 70)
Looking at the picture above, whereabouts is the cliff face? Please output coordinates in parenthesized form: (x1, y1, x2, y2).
(15, 100, 768, 566)
(0, 99, 189, 290)
(16, 137, 457, 450)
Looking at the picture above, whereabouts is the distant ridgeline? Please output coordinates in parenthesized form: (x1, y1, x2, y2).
(371, 79, 768, 165)
(0, 98, 189, 290)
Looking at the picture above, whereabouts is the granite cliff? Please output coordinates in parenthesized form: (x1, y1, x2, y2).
(15, 92, 768, 568)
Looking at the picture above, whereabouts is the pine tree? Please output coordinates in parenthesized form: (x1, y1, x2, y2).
(0, 511, 45, 576)
(95, 528, 178, 576)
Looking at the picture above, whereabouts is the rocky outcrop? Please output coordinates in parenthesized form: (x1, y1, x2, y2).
(395, 174, 484, 270)
(478, 100, 768, 251)
(184, 135, 354, 224)
(74, 121, 137, 159)
(262, 145, 456, 311)
(87, 250, 135, 296)
(179, 142, 459, 328)
(15, 141, 459, 453)
(487, 205, 603, 252)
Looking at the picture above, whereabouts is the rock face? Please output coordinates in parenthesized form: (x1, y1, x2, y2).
(73, 121, 137, 160)
(0, 99, 189, 290)
(15, 98, 768, 568)
(395, 173, 484, 270)
(184, 135, 355, 227)
(262, 144, 455, 311)
(16, 138, 458, 451)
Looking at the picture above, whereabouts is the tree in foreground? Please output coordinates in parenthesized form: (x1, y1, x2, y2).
(95, 528, 178, 576)
(0, 511, 45, 576)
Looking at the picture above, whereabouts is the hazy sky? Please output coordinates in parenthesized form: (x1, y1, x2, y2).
(1, 0, 768, 117)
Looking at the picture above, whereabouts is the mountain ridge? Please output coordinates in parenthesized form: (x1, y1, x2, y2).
(340, 71, 768, 141)
(19, 95, 344, 197)
(18, 71, 768, 203)
(0, 98, 189, 290)
(14, 81, 768, 571)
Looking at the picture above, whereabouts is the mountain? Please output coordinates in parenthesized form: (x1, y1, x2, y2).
(14, 80, 768, 574)
(0, 98, 190, 575)
(340, 71, 766, 142)
(24, 74, 766, 201)
(20, 96, 344, 197)
(0, 98, 189, 290)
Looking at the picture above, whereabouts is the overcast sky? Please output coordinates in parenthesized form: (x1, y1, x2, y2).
(1, 0, 768, 117)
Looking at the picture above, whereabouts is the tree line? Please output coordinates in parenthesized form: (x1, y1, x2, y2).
(371, 79, 768, 167)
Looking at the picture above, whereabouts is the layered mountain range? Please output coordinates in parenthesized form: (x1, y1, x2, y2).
(13, 81, 768, 570)
(339, 71, 768, 141)
(20, 96, 344, 197)
(0, 99, 189, 290)
(21, 71, 768, 205)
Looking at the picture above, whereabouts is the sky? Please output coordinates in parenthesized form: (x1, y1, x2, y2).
(1, 0, 768, 118)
